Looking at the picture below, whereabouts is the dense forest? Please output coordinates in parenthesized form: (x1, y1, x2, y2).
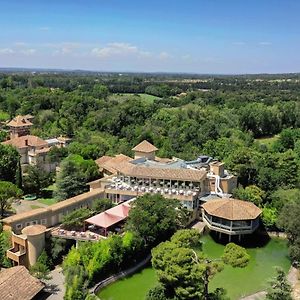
(1, 71, 300, 232)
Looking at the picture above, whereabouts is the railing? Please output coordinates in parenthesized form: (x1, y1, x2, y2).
(203, 215, 253, 232)
(7, 247, 26, 262)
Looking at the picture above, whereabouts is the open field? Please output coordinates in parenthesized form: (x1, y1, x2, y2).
(109, 93, 160, 104)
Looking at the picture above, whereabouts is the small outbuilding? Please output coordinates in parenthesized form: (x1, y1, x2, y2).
(202, 198, 262, 241)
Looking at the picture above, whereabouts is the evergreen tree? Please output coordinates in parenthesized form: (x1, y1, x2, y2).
(266, 268, 292, 300)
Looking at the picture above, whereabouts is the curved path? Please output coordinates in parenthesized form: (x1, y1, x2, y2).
(90, 254, 152, 297)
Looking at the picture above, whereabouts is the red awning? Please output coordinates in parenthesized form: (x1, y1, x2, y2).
(85, 201, 131, 229)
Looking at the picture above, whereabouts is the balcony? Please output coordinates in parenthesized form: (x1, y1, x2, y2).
(7, 247, 26, 263)
(203, 214, 255, 235)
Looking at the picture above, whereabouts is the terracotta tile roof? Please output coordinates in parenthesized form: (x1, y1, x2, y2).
(116, 162, 206, 182)
(3, 135, 48, 149)
(132, 140, 158, 153)
(95, 154, 132, 174)
(202, 198, 262, 221)
(0, 266, 44, 300)
(7, 115, 33, 127)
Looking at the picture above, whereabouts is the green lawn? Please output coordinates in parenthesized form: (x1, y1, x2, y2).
(110, 93, 160, 104)
(37, 184, 58, 206)
(98, 234, 290, 300)
(37, 198, 58, 206)
(30, 205, 42, 209)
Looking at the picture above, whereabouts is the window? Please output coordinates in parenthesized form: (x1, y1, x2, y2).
(31, 220, 37, 225)
(25, 222, 30, 227)
(41, 219, 47, 225)
(16, 224, 22, 230)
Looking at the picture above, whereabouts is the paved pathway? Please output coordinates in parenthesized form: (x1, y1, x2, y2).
(192, 221, 206, 233)
(44, 266, 65, 300)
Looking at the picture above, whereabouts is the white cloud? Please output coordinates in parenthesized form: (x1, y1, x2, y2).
(0, 48, 15, 54)
(20, 49, 36, 55)
(91, 42, 152, 59)
(50, 42, 81, 55)
(158, 51, 171, 60)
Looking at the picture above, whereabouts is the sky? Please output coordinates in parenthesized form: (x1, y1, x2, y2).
(0, 0, 300, 74)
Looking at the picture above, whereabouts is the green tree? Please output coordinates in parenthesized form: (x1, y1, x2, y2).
(126, 194, 184, 246)
(261, 206, 278, 229)
(266, 268, 292, 300)
(0, 144, 20, 183)
(92, 198, 113, 213)
(0, 230, 12, 267)
(233, 185, 265, 207)
(30, 250, 52, 280)
(151, 237, 223, 300)
(221, 243, 250, 268)
(55, 155, 94, 200)
(0, 181, 22, 217)
(277, 200, 300, 262)
(23, 165, 52, 195)
(146, 284, 168, 300)
(62, 208, 93, 231)
(170, 229, 202, 248)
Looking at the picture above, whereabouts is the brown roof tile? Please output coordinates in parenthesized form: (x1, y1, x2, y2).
(96, 154, 132, 174)
(132, 140, 158, 153)
(202, 198, 262, 220)
(3, 135, 48, 149)
(7, 115, 33, 127)
(116, 162, 206, 182)
(0, 266, 44, 300)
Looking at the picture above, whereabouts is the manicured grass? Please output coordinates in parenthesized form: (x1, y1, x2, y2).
(30, 205, 42, 209)
(38, 198, 58, 206)
(98, 234, 290, 300)
(202, 234, 290, 299)
(99, 266, 157, 300)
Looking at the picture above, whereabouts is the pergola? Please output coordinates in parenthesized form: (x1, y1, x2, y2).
(85, 201, 131, 236)
(202, 198, 262, 241)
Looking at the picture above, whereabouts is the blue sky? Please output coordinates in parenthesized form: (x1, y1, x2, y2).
(0, 0, 299, 73)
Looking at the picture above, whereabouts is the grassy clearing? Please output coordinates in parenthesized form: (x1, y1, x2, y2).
(110, 93, 160, 104)
(255, 135, 279, 147)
